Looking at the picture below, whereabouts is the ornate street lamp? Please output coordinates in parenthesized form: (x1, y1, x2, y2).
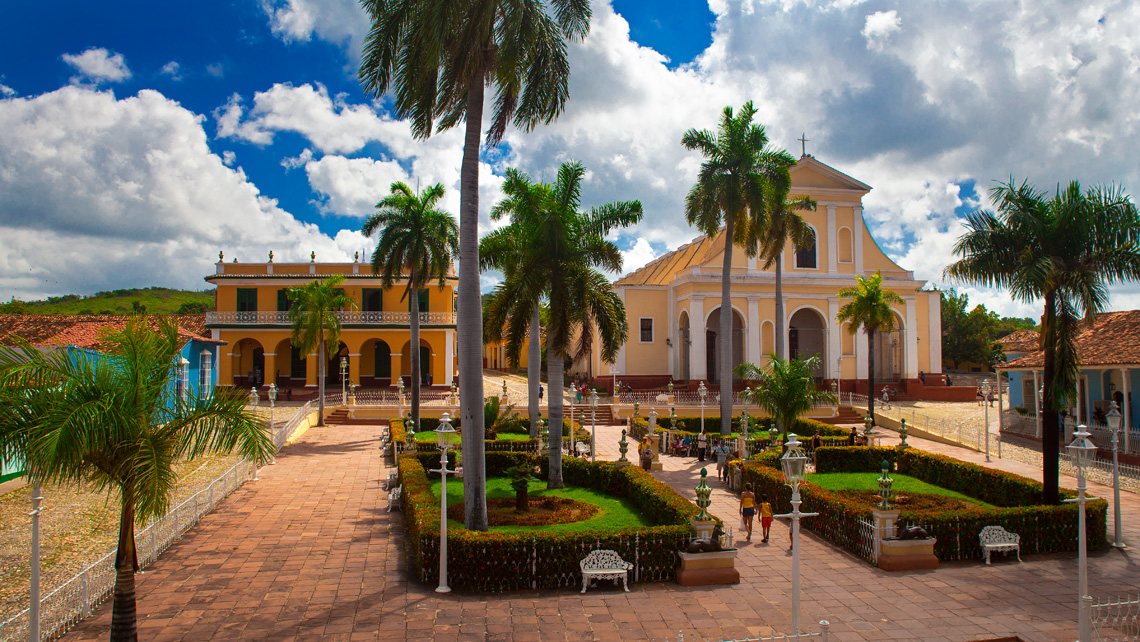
(248, 386, 260, 409)
(698, 381, 708, 435)
(267, 383, 278, 466)
(981, 378, 992, 461)
(1065, 427, 1097, 642)
(431, 413, 458, 593)
(340, 357, 348, 405)
(777, 434, 818, 633)
(589, 389, 600, 462)
(1106, 402, 1125, 549)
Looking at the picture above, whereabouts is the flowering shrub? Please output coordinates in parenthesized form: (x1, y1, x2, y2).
(741, 446, 1108, 562)
(628, 416, 847, 438)
(399, 453, 698, 591)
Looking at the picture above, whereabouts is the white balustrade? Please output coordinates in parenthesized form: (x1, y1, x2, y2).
(205, 310, 457, 326)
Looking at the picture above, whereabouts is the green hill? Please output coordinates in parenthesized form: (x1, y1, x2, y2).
(0, 287, 216, 315)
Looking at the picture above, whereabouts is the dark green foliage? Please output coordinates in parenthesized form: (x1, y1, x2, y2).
(628, 415, 847, 437)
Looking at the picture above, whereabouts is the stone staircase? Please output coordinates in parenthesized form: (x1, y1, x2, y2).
(817, 405, 865, 427)
(567, 404, 616, 425)
(325, 408, 385, 426)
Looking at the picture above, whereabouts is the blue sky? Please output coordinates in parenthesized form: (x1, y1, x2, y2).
(2, 0, 1140, 317)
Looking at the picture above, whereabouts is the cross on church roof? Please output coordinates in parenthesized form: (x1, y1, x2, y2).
(798, 133, 810, 158)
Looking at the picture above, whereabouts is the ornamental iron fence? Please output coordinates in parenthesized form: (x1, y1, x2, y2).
(1093, 594, 1140, 641)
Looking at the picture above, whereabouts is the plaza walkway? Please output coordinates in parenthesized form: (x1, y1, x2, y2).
(58, 420, 1138, 642)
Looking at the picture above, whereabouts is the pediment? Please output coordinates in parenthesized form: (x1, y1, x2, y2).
(790, 156, 872, 194)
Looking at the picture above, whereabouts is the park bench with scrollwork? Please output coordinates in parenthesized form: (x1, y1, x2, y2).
(978, 525, 1021, 564)
(579, 549, 633, 593)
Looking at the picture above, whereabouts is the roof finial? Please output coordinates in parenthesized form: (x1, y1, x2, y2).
(268, 250, 274, 263)
(798, 133, 810, 158)
(354, 251, 359, 263)
(311, 251, 316, 263)
(218, 251, 224, 262)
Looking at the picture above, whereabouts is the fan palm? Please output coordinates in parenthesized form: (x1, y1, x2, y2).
(0, 317, 273, 642)
(682, 102, 795, 433)
(287, 274, 356, 426)
(363, 181, 459, 434)
(835, 271, 904, 426)
(359, 0, 591, 531)
(755, 173, 817, 360)
(946, 179, 1140, 503)
(737, 354, 836, 443)
(483, 161, 641, 487)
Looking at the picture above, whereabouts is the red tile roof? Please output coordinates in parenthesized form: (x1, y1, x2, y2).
(996, 329, 1040, 354)
(0, 314, 221, 352)
(1000, 311, 1140, 369)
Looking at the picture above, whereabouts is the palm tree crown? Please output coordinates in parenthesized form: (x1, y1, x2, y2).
(363, 181, 459, 435)
(287, 274, 357, 426)
(0, 317, 272, 642)
(738, 354, 836, 442)
(836, 271, 904, 425)
(946, 178, 1140, 503)
(682, 102, 795, 433)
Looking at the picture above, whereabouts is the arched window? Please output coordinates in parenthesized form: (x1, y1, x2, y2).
(794, 226, 818, 269)
(837, 226, 853, 263)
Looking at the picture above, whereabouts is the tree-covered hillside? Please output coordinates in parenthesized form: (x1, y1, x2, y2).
(0, 288, 216, 315)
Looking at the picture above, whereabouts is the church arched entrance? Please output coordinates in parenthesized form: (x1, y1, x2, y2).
(705, 307, 744, 384)
(789, 308, 827, 379)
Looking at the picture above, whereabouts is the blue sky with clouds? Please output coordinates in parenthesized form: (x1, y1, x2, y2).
(3, 0, 1140, 318)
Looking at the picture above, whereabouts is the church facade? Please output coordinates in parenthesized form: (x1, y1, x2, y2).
(590, 156, 942, 391)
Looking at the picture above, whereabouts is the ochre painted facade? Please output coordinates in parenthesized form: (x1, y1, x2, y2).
(595, 156, 942, 389)
(205, 258, 458, 390)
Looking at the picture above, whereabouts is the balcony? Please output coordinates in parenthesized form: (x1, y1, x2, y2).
(205, 311, 457, 326)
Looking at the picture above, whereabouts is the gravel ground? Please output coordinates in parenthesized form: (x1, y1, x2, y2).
(0, 449, 242, 622)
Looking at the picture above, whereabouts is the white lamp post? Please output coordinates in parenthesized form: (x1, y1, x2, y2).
(249, 387, 261, 480)
(777, 434, 819, 633)
(267, 383, 278, 465)
(698, 381, 708, 436)
(1065, 427, 1097, 642)
(1106, 401, 1125, 549)
(340, 356, 348, 405)
(29, 481, 42, 642)
(981, 378, 992, 461)
(431, 413, 458, 593)
(589, 389, 599, 462)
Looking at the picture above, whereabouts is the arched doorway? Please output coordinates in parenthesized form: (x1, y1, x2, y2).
(400, 339, 433, 386)
(679, 312, 690, 381)
(361, 339, 392, 386)
(327, 342, 349, 385)
(872, 313, 904, 381)
(232, 338, 264, 388)
(789, 308, 827, 379)
(705, 307, 744, 384)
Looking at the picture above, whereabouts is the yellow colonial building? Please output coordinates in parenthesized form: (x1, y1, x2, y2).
(591, 155, 943, 392)
(205, 255, 457, 391)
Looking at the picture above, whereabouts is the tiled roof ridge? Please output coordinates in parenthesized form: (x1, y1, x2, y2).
(0, 313, 214, 350)
(1000, 309, 1140, 369)
(614, 233, 712, 286)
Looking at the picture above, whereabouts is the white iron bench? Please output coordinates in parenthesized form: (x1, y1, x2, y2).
(579, 549, 633, 593)
(979, 525, 1021, 564)
(386, 485, 402, 512)
(383, 470, 398, 490)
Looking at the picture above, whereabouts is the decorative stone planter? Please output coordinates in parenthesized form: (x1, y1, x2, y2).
(677, 550, 740, 586)
(878, 537, 939, 571)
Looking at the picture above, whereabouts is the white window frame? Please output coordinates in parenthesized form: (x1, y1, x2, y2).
(639, 317, 654, 344)
(199, 350, 213, 396)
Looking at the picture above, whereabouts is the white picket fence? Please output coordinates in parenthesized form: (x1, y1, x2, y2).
(1093, 594, 1140, 641)
(0, 403, 313, 642)
(628, 620, 832, 642)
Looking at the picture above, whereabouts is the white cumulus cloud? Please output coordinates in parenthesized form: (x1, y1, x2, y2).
(61, 48, 132, 84)
(862, 10, 901, 50)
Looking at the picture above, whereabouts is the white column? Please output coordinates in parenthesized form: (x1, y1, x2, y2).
(1033, 369, 1042, 438)
(856, 330, 868, 379)
(616, 289, 628, 375)
(1124, 368, 1132, 452)
(690, 296, 707, 381)
(927, 292, 942, 374)
(827, 204, 838, 274)
(828, 298, 841, 379)
(854, 206, 865, 275)
(444, 329, 455, 384)
(667, 288, 676, 378)
(746, 297, 761, 365)
(905, 298, 918, 379)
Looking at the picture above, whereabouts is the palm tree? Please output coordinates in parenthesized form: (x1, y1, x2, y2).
(359, 0, 591, 532)
(836, 271, 904, 426)
(946, 179, 1140, 503)
(0, 317, 272, 642)
(755, 173, 817, 360)
(483, 161, 641, 487)
(682, 102, 795, 433)
(737, 354, 836, 442)
(363, 181, 459, 434)
(481, 168, 549, 439)
(287, 274, 356, 426)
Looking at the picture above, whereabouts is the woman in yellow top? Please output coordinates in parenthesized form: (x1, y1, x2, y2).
(739, 482, 755, 541)
(759, 493, 773, 543)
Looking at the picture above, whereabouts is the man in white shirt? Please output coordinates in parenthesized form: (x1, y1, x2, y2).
(697, 430, 708, 462)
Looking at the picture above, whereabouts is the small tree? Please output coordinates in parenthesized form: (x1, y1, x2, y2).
(287, 275, 356, 426)
(507, 464, 539, 512)
(737, 354, 835, 442)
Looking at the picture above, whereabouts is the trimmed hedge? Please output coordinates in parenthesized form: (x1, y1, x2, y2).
(399, 452, 698, 592)
(740, 446, 1108, 562)
(629, 415, 848, 439)
(390, 417, 584, 447)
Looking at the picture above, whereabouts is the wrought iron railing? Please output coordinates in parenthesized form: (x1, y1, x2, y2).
(205, 310, 456, 325)
(1092, 593, 1140, 641)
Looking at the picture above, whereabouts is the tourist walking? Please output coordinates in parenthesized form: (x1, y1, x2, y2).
(639, 435, 654, 471)
(714, 440, 731, 483)
(697, 430, 708, 462)
(538, 385, 544, 403)
(759, 493, 773, 543)
(740, 483, 756, 541)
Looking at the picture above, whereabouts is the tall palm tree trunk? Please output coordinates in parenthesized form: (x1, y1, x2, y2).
(719, 217, 734, 435)
(317, 336, 326, 426)
(528, 303, 541, 438)
(1041, 292, 1060, 504)
(409, 282, 421, 432)
(111, 491, 137, 642)
(459, 75, 488, 531)
(547, 344, 565, 489)
(774, 254, 785, 360)
(866, 328, 876, 426)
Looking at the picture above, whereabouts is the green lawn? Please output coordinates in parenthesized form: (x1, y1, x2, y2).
(429, 476, 654, 532)
(806, 472, 996, 509)
(413, 431, 531, 443)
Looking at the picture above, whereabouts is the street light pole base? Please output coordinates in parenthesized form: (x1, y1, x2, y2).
(1111, 542, 1128, 549)
(435, 586, 451, 593)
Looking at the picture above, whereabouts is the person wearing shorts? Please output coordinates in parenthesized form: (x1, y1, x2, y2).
(740, 483, 756, 541)
(759, 493, 773, 543)
(714, 441, 731, 482)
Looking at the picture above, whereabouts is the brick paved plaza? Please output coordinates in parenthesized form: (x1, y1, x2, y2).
(57, 420, 1138, 642)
